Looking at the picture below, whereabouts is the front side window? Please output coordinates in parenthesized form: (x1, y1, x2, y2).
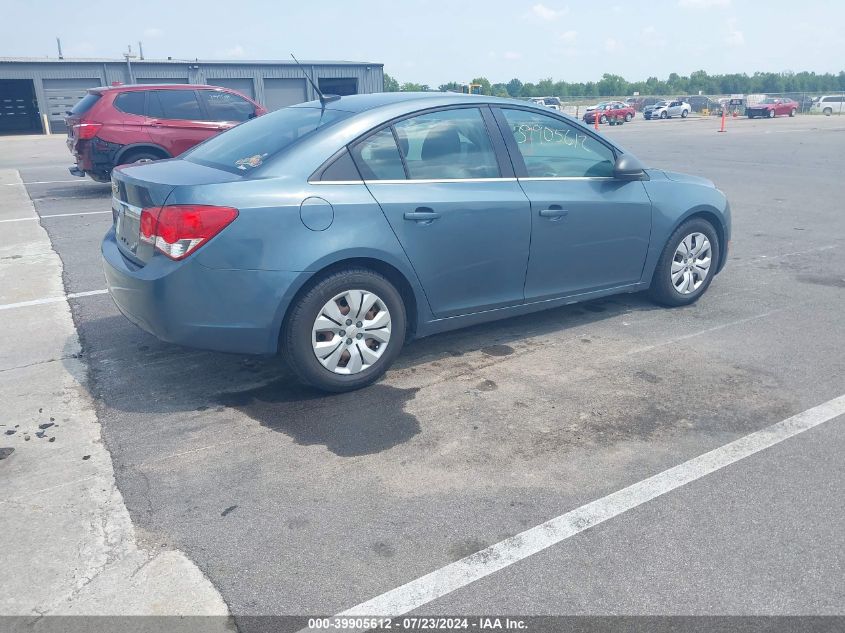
(500, 108, 616, 178)
(148, 90, 204, 120)
(392, 108, 499, 180)
(114, 91, 146, 116)
(350, 128, 406, 180)
(200, 90, 255, 122)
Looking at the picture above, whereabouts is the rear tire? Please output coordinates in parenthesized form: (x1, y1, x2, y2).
(648, 218, 720, 307)
(625, 112, 633, 122)
(789, 108, 797, 117)
(681, 109, 689, 118)
(283, 268, 406, 392)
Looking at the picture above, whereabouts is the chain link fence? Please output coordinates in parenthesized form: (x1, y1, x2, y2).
(544, 92, 845, 118)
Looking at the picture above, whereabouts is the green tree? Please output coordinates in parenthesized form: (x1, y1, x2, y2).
(438, 81, 463, 93)
(506, 78, 523, 97)
(400, 82, 429, 92)
(471, 77, 492, 95)
(596, 73, 628, 96)
(383, 73, 399, 92)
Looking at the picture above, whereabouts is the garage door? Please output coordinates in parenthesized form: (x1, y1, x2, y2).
(263, 78, 307, 111)
(0, 79, 41, 134)
(207, 78, 255, 100)
(42, 78, 102, 133)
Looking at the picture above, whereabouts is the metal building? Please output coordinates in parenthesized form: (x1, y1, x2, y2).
(0, 57, 384, 134)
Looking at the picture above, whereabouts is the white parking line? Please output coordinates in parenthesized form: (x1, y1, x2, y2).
(0, 179, 103, 186)
(0, 210, 112, 223)
(0, 289, 108, 311)
(337, 394, 845, 620)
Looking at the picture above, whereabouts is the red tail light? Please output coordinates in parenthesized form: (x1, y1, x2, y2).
(140, 205, 238, 260)
(74, 122, 103, 140)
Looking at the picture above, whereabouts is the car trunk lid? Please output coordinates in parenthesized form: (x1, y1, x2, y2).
(111, 159, 242, 265)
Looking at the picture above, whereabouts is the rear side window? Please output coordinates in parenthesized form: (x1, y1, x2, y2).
(199, 90, 255, 122)
(148, 90, 203, 120)
(113, 91, 146, 116)
(184, 106, 351, 174)
(350, 128, 406, 180)
(393, 108, 499, 180)
(70, 93, 100, 115)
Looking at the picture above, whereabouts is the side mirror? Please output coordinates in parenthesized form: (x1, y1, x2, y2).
(613, 154, 647, 181)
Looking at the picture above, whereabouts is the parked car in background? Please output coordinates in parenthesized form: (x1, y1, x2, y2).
(530, 96, 563, 111)
(683, 96, 719, 113)
(103, 92, 730, 392)
(66, 84, 266, 182)
(644, 100, 691, 120)
(745, 97, 797, 118)
(625, 97, 660, 112)
(811, 95, 845, 116)
(583, 101, 635, 124)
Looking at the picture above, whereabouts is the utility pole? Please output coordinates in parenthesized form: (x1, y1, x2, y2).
(123, 45, 137, 83)
(56, 37, 63, 59)
(138, 41, 144, 60)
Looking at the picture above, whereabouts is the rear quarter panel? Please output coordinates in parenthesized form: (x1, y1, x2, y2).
(171, 176, 433, 346)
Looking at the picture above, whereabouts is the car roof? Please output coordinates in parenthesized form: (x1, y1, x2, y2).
(290, 91, 551, 115)
(89, 83, 233, 93)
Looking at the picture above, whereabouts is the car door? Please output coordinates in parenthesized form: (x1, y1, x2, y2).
(493, 107, 652, 301)
(667, 101, 681, 117)
(146, 89, 221, 156)
(350, 106, 532, 318)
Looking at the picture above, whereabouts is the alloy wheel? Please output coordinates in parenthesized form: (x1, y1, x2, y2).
(671, 232, 712, 295)
(311, 289, 392, 375)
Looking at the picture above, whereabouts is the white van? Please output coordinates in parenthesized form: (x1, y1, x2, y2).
(812, 95, 845, 116)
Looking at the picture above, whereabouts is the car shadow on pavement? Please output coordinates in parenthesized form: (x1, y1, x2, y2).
(68, 293, 658, 457)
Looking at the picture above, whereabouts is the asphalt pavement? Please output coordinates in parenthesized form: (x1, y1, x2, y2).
(1, 114, 843, 631)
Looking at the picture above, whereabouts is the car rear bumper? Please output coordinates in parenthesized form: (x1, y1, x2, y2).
(69, 137, 124, 179)
(102, 227, 300, 355)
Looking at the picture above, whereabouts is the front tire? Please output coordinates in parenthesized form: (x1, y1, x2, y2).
(600, 115, 608, 124)
(823, 107, 833, 116)
(648, 218, 720, 307)
(768, 109, 775, 119)
(660, 111, 668, 119)
(283, 268, 406, 392)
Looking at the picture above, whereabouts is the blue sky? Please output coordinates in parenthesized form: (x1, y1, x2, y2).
(2, 0, 842, 85)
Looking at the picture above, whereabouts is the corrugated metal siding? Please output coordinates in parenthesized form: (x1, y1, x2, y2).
(0, 59, 383, 133)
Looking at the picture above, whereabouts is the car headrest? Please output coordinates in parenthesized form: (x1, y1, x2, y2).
(421, 124, 460, 162)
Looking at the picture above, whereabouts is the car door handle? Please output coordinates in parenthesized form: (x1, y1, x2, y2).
(539, 206, 568, 219)
(403, 208, 441, 222)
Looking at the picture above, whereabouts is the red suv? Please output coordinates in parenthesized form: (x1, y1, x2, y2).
(66, 84, 266, 182)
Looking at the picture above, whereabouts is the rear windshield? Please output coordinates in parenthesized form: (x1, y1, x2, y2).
(184, 106, 352, 174)
(70, 93, 101, 115)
